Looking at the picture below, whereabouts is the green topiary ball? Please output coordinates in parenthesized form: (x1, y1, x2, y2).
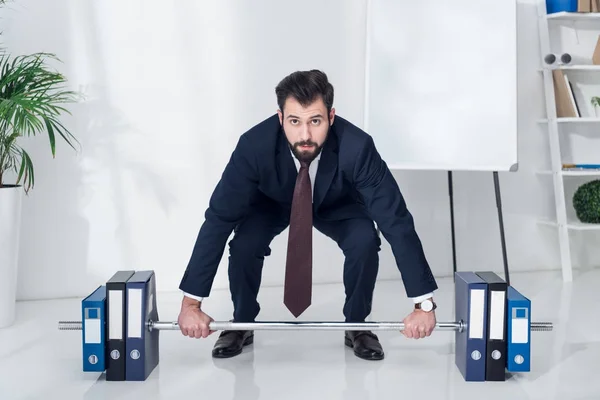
(573, 179, 600, 223)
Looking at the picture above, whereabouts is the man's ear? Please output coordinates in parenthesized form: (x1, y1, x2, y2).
(277, 109, 283, 125)
(329, 107, 335, 125)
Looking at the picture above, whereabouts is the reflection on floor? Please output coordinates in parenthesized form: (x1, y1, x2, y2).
(0, 268, 598, 400)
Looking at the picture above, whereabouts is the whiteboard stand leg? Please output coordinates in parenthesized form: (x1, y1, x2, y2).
(493, 171, 510, 285)
(448, 171, 457, 281)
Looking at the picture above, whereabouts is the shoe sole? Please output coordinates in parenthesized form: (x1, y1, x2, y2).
(212, 335, 254, 359)
(344, 336, 384, 361)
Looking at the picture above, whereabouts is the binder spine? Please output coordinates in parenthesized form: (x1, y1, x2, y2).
(485, 283, 507, 381)
(506, 287, 531, 372)
(81, 299, 105, 372)
(106, 286, 126, 381)
(454, 272, 488, 382)
(126, 284, 146, 381)
(467, 285, 488, 381)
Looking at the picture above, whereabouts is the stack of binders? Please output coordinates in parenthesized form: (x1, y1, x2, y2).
(454, 271, 531, 382)
(81, 270, 160, 381)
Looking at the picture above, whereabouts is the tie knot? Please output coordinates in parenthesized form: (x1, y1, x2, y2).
(300, 160, 311, 169)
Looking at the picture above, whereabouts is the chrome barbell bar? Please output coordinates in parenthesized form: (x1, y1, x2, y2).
(57, 319, 554, 332)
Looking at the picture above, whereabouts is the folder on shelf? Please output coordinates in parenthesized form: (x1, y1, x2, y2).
(454, 271, 488, 382)
(593, 35, 600, 65)
(578, 0, 591, 12)
(506, 286, 531, 373)
(475, 271, 508, 381)
(106, 270, 135, 381)
(552, 69, 579, 118)
(81, 285, 106, 372)
(125, 270, 160, 381)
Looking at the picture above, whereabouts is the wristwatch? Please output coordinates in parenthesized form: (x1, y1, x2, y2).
(415, 298, 437, 312)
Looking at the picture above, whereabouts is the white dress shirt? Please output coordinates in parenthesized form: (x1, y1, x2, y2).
(183, 149, 434, 305)
(291, 149, 320, 198)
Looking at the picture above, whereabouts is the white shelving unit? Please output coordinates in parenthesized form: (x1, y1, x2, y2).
(537, 4, 600, 282)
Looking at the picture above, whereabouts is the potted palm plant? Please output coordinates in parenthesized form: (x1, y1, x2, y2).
(0, 49, 80, 328)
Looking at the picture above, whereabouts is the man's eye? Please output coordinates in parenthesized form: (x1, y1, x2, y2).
(290, 119, 298, 125)
(312, 119, 320, 125)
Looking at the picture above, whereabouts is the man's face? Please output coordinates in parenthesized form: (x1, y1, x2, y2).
(277, 96, 335, 163)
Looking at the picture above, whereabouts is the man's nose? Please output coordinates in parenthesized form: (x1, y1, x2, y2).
(299, 125, 311, 141)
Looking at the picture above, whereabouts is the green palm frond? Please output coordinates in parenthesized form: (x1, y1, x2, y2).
(0, 51, 80, 192)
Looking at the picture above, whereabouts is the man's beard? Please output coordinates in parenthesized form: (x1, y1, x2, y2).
(283, 122, 329, 163)
(289, 139, 322, 163)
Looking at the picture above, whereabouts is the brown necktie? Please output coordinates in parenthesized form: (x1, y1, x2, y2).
(284, 160, 312, 317)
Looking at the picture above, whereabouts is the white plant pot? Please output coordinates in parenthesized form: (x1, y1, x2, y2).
(0, 185, 23, 328)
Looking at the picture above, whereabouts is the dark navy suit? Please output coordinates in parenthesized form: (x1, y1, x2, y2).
(179, 114, 438, 322)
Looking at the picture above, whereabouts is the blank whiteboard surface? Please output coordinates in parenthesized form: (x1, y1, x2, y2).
(365, 0, 517, 171)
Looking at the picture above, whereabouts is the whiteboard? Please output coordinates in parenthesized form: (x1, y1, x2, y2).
(364, 0, 518, 171)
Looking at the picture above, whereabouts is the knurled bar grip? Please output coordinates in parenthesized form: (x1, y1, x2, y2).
(57, 320, 554, 332)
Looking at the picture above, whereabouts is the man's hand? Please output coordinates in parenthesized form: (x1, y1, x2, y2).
(401, 309, 436, 339)
(177, 296, 215, 338)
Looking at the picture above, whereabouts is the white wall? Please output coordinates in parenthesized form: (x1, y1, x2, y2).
(1, 0, 598, 301)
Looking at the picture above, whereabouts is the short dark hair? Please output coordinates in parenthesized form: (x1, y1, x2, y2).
(275, 70, 334, 115)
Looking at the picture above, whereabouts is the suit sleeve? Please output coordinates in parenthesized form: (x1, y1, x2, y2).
(353, 136, 438, 298)
(179, 134, 259, 296)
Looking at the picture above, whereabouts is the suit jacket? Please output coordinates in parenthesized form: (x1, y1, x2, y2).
(179, 114, 438, 298)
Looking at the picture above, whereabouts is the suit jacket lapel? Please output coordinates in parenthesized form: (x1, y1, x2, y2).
(276, 128, 298, 204)
(314, 128, 338, 210)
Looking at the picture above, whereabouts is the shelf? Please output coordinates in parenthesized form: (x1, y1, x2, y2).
(562, 169, 600, 176)
(555, 65, 600, 70)
(539, 117, 600, 123)
(538, 219, 600, 231)
(538, 65, 600, 72)
(538, 170, 600, 176)
(546, 11, 600, 20)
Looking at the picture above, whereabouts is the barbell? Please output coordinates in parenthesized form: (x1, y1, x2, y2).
(58, 319, 553, 332)
(57, 269, 554, 383)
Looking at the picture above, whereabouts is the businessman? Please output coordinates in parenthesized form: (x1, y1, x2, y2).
(178, 70, 438, 361)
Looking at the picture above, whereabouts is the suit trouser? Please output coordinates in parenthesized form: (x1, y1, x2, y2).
(227, 205, 381, 323)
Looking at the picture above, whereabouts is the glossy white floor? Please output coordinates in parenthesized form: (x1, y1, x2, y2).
(0, 268, 598, 400)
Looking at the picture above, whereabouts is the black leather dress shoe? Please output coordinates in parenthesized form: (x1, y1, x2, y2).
(212, 330, 254, 358)
(344, 330, 384, 361)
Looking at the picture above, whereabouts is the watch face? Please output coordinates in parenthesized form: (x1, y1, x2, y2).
(421, 300, 433, 312)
